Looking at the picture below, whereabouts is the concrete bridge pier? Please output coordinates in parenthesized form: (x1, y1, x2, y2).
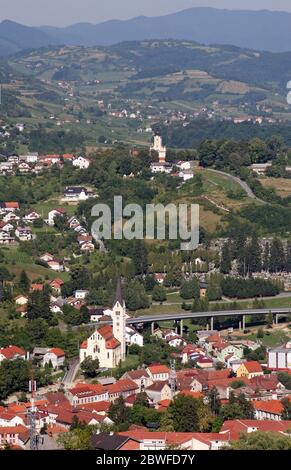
(180, 319, 184, 336)
(151, 322, 155, 335)
(275, 314, 279, 325)
(210, 317, 214, 331)
(239, 320, 242, 331)
(242, 315, 246, 331)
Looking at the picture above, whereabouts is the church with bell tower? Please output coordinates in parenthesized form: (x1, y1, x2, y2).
(79, 279, 127, 368)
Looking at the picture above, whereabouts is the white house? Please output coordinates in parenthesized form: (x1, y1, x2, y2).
(42, 348, 65, 369)
(125, 326, 144, 347)
(146, 365, 170, 382)
(72, 156, 90, 169)
(179, 169, 194, 182)
(150, 162, 172, 174)
(15, 227, 33, 241)
(47, 208, 66, 226)
(64, 187, 89, 201)
(74, 289, 89, 300)
(19, 152, 38, 163)
(23, 211, 40, 223)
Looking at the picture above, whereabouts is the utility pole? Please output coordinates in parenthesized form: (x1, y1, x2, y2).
(169, 359, 176, 397)
(28, 377, 38, 450)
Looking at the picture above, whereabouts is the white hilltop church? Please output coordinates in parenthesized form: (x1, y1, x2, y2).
(150, 132, 172, 174)
(79, 280, 127, 368)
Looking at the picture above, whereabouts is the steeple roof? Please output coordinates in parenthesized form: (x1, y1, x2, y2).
(114, 277, 124, 307)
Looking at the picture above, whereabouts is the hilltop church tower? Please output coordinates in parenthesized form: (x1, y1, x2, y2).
(150, 132, 167, 163)
(111, 278, 126, 361)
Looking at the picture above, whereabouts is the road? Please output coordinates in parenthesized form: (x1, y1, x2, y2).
(207, 168, 266, 204)
(86, 307, 291, 328)
(62, 358, 80, 388)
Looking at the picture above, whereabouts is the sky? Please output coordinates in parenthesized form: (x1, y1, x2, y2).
(1, 0, 291, 27)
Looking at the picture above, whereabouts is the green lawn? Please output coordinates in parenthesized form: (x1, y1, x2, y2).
(243, 329, 290, 347)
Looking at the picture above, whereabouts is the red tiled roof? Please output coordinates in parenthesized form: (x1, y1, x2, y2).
(146, 381, 169, 392)
(148, 364, 170, 375)
(69, 383, 105, 398)
(253, 400, 284, 415)
(5, 202, 19, 209)
(77, 401, 110, 413)
(80, 340, 88, 349)
(105, 379, 138, 395)
(125, 369, 149, 380)
(30, 284, 44, 291)
(98, 325, 114, 340)
(49, 347, 65, 358)
(50, 278, 64, 288)
(0, 425, 28, 435)
(243, 361, 263, 373)
(220, 419, 291, 440)
(0, 345, 25, 359)
(179, 390, 203, 399)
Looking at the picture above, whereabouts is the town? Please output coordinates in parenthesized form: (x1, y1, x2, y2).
(0, 133, 290, 452)
(1, 2, 291, 455)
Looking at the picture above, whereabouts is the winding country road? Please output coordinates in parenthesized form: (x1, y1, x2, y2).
(207, 168, 266, 204)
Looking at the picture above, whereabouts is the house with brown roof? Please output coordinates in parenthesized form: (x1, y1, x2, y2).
(145, 381, 172, 403)
(104, 379, 139, 402)
(253, 400, 285, 421)
(146, 364, 170, 382)
(122, 369, 152, 390)
(42, 348, 65, 369)
(0, 345, 26, 363)
(236, 361, 264, 379)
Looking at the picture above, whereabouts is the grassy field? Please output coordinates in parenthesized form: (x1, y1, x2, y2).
(243, 328, 291, 347)
(260, 177, 291, 198)
(2, 246, 69, 282)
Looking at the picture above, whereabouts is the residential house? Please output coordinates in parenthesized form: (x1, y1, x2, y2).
(23, 211, 40, 223)
(64, 187, 90, 201)
(104, 379, 139, 402)
(0, 345, 26, 363)
(236, 361, 264, 379)
(18, 162, 31, 174)
(15, 226, 33, 241)
(253, 400, 284, 421)
(91, 432, 139, 451)
(47, 208, 66, 226)
(15, 294, 28, 306)
(121, 369, 152, 391)
(146, 364, 170, 382)
(47, 259, 64, 272)
(49, 278, 64, 294)
(72, 156, 90, 169)
(145, 381, 172, 403)
(74, 289, 89, 300)
(42, 348, 65, 369)
(125, 326, 144, 347)
(0, 426, 28, 449)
